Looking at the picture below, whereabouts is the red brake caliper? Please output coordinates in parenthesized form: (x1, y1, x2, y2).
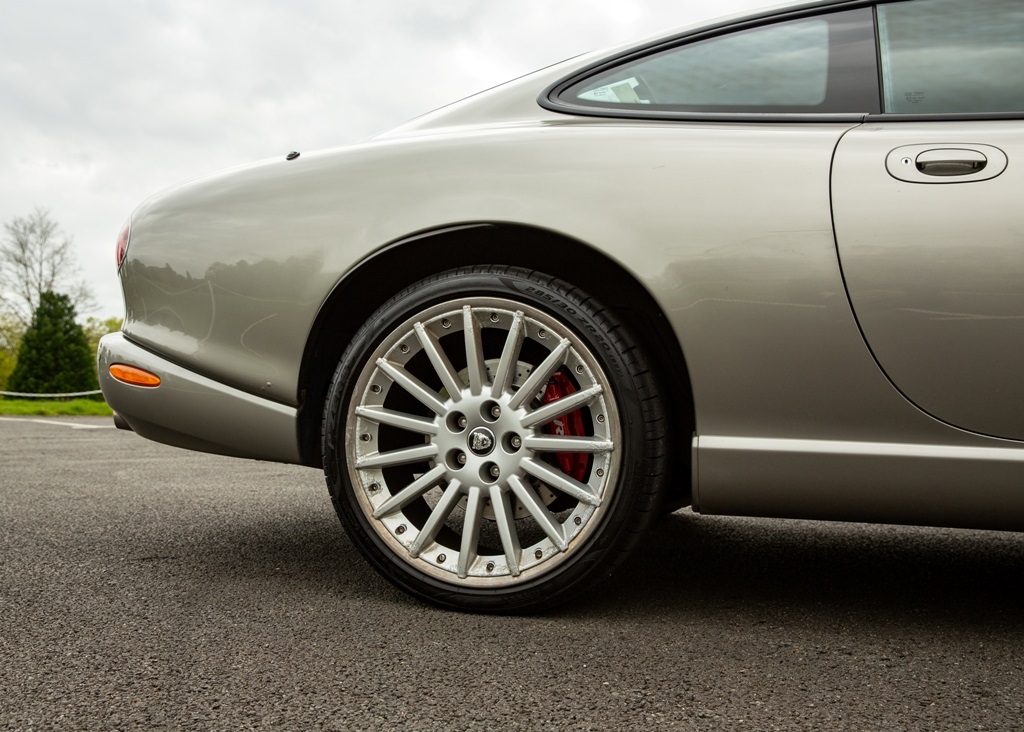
(541, 370, 588, 481)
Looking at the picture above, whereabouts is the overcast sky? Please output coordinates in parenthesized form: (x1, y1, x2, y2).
(1, 0, 777, 320)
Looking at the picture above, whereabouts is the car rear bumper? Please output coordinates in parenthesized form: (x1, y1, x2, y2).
(98, 332, 302, 464)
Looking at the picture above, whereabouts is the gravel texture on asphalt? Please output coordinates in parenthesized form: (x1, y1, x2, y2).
(1, 417, 1022, 730)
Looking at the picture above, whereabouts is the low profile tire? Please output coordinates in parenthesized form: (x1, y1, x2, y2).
(322, 266, 666, 612)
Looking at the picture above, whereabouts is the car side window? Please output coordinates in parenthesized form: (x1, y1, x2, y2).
(574, 19, 828, 107)
(557, 9, 877, 115)
(878, 0, 1024, 114)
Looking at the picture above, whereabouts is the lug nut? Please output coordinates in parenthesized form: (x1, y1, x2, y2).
(458, 416, 468, 428)
(457, 452, 467, 465)
(490, 405, 501, 419)
(489, 465, 500, 478)
(510, 435, 522, 449)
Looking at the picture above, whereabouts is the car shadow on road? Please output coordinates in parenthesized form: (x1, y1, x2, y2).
(155, 499, 1023, 621)
(578, 509, 1024, 627)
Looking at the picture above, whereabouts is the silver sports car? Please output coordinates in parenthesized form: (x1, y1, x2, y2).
(99, 0, 1024, 612)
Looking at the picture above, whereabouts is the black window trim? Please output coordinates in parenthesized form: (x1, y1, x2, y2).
(866, 111, 1024, 121)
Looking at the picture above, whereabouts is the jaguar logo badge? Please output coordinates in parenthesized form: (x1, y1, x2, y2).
(468, 427, 495, 456)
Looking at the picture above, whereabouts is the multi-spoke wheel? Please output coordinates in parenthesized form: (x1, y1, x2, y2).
(323, 267, 666, 612)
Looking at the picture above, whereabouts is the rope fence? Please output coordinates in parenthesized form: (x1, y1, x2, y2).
(0, 390, 104, 399)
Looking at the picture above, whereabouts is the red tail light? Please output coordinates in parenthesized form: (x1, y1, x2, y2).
(115, 218, 131, 269)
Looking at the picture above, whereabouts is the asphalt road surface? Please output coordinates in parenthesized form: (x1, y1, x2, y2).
(2, 416, 1022, 731)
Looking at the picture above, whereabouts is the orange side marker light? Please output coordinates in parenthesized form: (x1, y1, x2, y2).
(109, 364, 161, 387)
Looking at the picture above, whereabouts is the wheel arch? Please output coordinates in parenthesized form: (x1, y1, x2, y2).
(296, 222, 694, 507)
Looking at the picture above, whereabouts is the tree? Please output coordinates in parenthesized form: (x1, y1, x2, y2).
(84, 316, 123, 357)
(9, 292, 97, 395)
(1, 208, 95, 327)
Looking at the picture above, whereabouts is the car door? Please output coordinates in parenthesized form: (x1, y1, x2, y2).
(832, 0, 1024, 440)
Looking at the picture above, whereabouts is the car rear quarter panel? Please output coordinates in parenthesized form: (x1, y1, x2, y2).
(122, 119, 1005, 453)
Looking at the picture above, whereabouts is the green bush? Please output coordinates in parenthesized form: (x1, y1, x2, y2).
(9, 291, 98, 395)
(0, 313, 22, 391)
(0, 350, 15, 391)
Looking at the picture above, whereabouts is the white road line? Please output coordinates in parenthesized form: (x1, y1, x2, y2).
(0, 417, 114, 430)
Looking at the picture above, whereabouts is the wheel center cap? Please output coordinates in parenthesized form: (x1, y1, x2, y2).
(467, 427, 495, 456)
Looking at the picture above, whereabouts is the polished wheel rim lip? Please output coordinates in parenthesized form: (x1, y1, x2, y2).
(345, 296, 621, 588)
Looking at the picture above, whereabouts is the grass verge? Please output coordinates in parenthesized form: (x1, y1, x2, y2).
(0, 399, 113, 416)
